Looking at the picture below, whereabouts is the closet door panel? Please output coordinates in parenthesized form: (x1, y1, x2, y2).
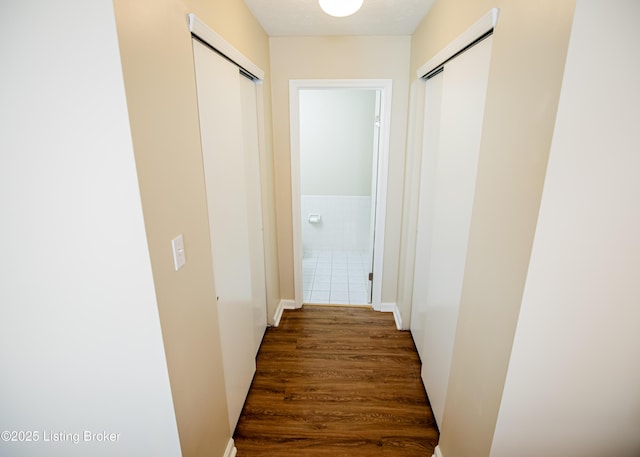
(413, 36, 493, 427)
(239, 75, 268, 355)
(411, 71, 443, 360)
(192, 39, 255, 432)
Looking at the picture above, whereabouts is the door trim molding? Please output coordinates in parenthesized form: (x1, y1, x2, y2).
(188, 13, 264, 81)
(416, 8, 499, 79)
(289, 79, 393, 311)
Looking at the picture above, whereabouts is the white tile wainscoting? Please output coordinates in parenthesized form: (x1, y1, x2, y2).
(301, 195, 371, 252)
(301, 195, 372, 304)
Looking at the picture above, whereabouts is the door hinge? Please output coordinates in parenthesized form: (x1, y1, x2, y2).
(368, 272, 373, 281)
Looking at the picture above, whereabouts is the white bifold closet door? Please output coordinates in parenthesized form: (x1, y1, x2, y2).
(411, 35, 493, 428)
(192, 39, 267, 432)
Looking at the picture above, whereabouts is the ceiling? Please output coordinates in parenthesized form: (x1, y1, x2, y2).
(243, 0, 436, 36)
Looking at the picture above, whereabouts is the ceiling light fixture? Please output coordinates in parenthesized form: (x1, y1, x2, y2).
(319, 0, 364, 17)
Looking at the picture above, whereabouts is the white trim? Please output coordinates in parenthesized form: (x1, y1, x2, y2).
(188, 13, 265, 81)
(289, 82, 303, 309)
(416, 8, 499, 78)
(273, 299, 297, 327)
(393, 306, 403, 330)
(380, 302, 402, 330)
(223, 438, 237, 457)
(433, 444, 443, 457)
(289, 79, 392, 311)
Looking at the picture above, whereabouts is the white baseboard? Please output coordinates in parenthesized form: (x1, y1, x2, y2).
(433, 444, 443, 457)
(393, 306, 403, 330)
(273, 299, 296, 327)
(223, 438, 237, 457)
(380, 302, 403, 330)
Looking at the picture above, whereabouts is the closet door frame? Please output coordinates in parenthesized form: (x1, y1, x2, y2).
(189, 14, 269, 433)
(406, 8, 499, 429)
(189, 13, 270, 331)
(406, 7, 499, 339)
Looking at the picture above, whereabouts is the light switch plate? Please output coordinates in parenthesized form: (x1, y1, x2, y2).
(171, 235, 186, 271)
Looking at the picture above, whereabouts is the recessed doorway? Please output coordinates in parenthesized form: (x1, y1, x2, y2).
(290, 80, 392, 310)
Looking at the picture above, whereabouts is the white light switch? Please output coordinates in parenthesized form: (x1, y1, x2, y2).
(171, 235, 186, 271)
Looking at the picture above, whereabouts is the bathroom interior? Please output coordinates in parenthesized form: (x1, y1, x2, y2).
(299, 88, 380, 305)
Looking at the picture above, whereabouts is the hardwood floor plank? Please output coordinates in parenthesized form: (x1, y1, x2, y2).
(234, 306, 439, 456)
(283, 382, 430, 405)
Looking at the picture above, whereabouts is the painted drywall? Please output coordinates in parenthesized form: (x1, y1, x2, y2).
(112, 0, 276, 454)
(0, 1, 180, 456)
(406, 1, 576, 456)
(270, 35, 411, 306)
(300, 89, 376, 196)
(490, 1, 640, 455)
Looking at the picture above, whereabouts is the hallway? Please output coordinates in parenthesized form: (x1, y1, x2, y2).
(233, 306, 439, 456)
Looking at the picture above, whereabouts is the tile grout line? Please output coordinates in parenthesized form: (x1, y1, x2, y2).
(303, 249, 369, 305)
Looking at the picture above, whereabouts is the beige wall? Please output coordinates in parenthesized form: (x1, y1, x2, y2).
(408, 1, 576, 456)
(270, 36, 411, 303)
(112, 0, 277, 455)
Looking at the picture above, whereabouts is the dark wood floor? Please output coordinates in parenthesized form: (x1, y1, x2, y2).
(233, 305, 439, 456)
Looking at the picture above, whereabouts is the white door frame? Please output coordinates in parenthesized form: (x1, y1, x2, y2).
(289, 79, 392, 311)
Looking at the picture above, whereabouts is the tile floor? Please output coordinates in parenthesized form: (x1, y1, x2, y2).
(302, 250, 370, 305)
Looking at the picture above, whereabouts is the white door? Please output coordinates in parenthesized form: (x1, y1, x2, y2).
(366, 90, 383, 302)
(411, 35, 493, 427)
(192, 39, 266, 432)
(410, 70, 443, 359)
(239, 75, 268, 353)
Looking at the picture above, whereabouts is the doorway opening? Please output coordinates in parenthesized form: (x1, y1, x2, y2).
(290, 80, 392, 310)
